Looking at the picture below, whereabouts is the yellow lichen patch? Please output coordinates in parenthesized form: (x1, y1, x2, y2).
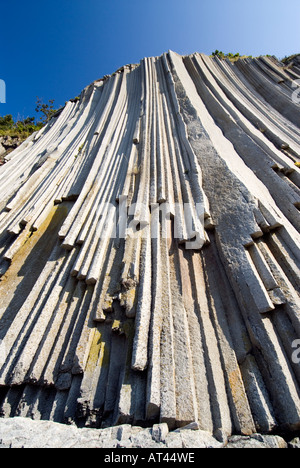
(228, 368, 244, 399)
(112, 319, 121, 332)
(85, 327, 109, 373)
(102, 295, 114, 312)
(0, 202, 71, 319)
(228, 368, 255, 435)
(295, 162, 300, 168)
(119, 287, 137, 318)
(85, 329, 101, 371)
(125, 287, 136, 303)
(111, 319, 135, 338)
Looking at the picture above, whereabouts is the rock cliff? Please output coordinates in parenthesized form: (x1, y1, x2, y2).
(0, 52, 299, 442)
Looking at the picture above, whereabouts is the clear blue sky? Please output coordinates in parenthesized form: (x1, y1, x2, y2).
(1, 0, 300, 120)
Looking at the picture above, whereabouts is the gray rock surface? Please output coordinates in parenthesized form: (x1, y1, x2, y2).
(0, 417, 290, 449)
(226, 433, 288, 449)
(0, 52, 299, 439)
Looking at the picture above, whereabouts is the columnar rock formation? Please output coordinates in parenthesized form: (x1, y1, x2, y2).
(0, 51, 299, 439)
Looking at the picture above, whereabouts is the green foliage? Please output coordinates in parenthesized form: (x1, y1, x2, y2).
(0, 114, 14, 130)
(0, 113, 43, 139)
(35, 97, 58, 124)
(212, 50, 225, 59)
(281, 54, 299, 65)
(211, 50, 244, 62)
(0, 97, 58, 140)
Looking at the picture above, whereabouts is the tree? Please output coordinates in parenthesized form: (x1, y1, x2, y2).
(0, 114, 14, 130)
(35, 97, 57, 124)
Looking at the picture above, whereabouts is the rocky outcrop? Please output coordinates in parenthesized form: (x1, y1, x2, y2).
(0, 417, 290, 448)
(0, 52, 299, 441)
(283, 54, 300, 68)
(0, 136, 24, 163)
